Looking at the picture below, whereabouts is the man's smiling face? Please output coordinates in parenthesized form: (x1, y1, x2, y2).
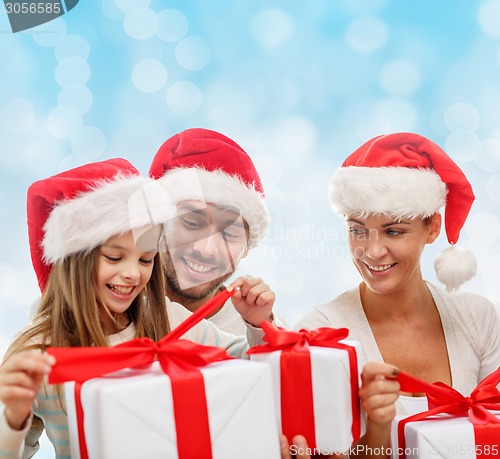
(163, 200, 249, 300)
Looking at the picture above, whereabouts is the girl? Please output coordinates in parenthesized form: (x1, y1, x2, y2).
(0, 158, 275, 458)
(295, 133, 500, 458)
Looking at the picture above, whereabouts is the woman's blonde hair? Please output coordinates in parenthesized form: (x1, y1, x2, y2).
(5, 243, 170, 360)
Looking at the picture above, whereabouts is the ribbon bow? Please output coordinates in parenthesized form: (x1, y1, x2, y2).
(48, 336, 232, 384)
(248, 321, 349, 354)
(48, 287, 236, 383)
(397, 367, 500, 459)
(46, 288, 235, 459)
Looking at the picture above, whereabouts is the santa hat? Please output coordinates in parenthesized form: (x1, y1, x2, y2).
(329, 132, 476, 292)
(27, 158, 173, 292)
(149, 128, 269, 249)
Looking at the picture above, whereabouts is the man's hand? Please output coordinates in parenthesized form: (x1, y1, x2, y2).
(229, 275, 275, 327)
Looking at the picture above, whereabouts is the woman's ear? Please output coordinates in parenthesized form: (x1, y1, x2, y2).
(426, 213, 442, 244)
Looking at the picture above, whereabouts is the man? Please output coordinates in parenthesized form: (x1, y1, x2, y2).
(149, 128, 286, 334)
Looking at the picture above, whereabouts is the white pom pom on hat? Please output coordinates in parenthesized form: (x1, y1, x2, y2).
(329, 132, 476, 292)
(434, 246, 477, 293)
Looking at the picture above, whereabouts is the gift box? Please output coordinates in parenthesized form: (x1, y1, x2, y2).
(248, 322, 365, 455)
(47, 290, 282, 459)
(390, 369, 500, 459)
(391, 413, 500, 459)
(64, 359, 281, 459)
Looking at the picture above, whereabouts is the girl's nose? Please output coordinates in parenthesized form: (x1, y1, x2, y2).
(121, 262, 141, 282)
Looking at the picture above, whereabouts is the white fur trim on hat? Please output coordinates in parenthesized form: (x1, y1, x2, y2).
(329, 166, 448, 218)
(157, 167, 269, 249)
(43, 176, 174, 263)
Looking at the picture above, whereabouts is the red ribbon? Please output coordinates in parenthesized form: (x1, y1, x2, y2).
(247, 322, 361, 448)
(396, 367, 500, 459)
(47, 288, 235, 459)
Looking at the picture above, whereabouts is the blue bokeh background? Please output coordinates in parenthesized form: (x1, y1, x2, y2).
(2, 1, 500, 455)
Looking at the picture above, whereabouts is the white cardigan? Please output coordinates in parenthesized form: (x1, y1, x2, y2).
(295, 282, 500, 415)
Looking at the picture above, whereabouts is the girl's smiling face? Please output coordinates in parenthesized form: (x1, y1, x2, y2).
(97, 227, 160, 329)
(346, 213, 441, 295)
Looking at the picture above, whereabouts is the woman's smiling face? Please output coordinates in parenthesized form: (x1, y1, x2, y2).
(346, 213, 441, 295)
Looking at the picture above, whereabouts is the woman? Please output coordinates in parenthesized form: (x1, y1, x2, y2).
(295, 133, 500, 458)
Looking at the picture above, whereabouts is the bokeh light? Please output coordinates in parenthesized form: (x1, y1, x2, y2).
(444, 102, 481, 131)
(71, 126, 107, 159)
(132, 59, 168, 92)
(374, 99, 419, 132)
(55, 57, 90, 89)
(156, 9, 189, 42)
(175, 36, 211, 70)
(123, 7, 158, 40)
(477, 0, 500, 37)
(445, 130, 481, 161)
(466, 212, 500, 247)
(115, 0, 151, 14)
(487, 172, 500, 204)
(378, 60, 422, 97)
(32, 17, 67, 47)
(55, 35, 90, 61)
(166, 81, 202, 114)
(0, 99, 36, 133)
(249, 8, 293, 48)
(47, 105, 82, 139)
(268, 117, 317, 159)
(57, 86, 93, 115)
(345, 16, 388, 53)
(476, 138, 500, 172)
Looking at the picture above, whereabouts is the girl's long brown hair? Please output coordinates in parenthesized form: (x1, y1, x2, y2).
(4, 245, 171, 360)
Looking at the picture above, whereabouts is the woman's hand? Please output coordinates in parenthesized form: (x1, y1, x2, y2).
(353, 361, 400, 457)
(359, 362, 400, 426)
(0, 351, 55, 430)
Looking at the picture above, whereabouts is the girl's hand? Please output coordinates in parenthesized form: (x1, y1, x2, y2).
(229, 275, 275, 327)
(0, 351, 55, 430)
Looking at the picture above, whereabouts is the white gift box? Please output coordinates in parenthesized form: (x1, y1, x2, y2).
(250, 340, 365, 454)
(65, 359, 281, 459)
(391, 413, 500, 459)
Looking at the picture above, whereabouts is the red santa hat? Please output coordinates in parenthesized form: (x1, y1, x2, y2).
(329, 132, 477, 292)
(149, 128, 269, 249)
(28, 158, 172, 292)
